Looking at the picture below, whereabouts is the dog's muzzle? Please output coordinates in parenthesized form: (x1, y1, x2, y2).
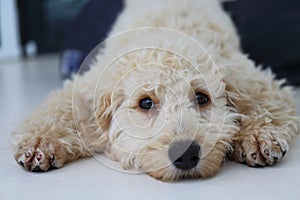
(168, 140, 200, 170)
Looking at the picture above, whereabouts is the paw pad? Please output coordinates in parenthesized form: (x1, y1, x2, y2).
(251, 153, 257, 160)
(232, 130, 289, 167)
(25, 152, 31, 158)
(35, 153, 43, 161)
(15, 138, 64, 172)
(263, 149, 270, 156)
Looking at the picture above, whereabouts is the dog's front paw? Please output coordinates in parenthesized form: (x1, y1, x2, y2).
(14, 136, 67, 172)
(231, 129, 288, 167)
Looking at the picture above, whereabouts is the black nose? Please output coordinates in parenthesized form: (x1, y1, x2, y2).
(168, 140, 200, 170)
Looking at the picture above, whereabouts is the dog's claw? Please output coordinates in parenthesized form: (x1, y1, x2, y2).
(14, 137, 66, 172)
(25, 152, 31, 158)
(232, 130, 288, 167)
(282, 150, 287, 157)
(19, 161, 24, 167)
(32, 165, 42, 172)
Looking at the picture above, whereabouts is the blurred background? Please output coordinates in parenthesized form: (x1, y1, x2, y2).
(0, 0, 299, 83)
(0, 1, 299, 199)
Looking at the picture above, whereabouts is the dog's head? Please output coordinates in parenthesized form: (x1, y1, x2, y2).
(93, 48, 239, 181)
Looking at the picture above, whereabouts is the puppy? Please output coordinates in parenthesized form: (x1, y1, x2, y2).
(12, 0, 298, 181)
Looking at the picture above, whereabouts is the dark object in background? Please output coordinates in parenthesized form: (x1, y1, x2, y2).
(17, 0, 88, 55)
(223, 0, 300, 85)
(18, 0, 299, 85)
(62, 0, 300, 85)
(60, 0, 124, 79)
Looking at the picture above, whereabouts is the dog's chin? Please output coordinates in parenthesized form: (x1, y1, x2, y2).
(136, 155, 223, 181)
(145, 163, 220, 182)
(146, 169, 199, 182)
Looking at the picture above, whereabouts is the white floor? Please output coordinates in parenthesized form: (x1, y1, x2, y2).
(1, 55, 300, 200)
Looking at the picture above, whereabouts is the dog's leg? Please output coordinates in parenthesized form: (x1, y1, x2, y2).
(225, 64, 298, 167)
(11, 83, 99, 171)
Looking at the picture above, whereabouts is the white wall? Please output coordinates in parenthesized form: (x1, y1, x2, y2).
(0, 0, 21, 61)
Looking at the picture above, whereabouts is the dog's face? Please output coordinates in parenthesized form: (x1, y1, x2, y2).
(95, 51, 238, 181)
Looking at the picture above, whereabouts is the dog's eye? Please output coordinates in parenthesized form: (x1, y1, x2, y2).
(139, 98, 154, 110)
(195, 92, 209, 105)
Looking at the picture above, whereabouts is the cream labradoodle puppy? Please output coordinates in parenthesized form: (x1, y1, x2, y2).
(12, 0, 298, 181)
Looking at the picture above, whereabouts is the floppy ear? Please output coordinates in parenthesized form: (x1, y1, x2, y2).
(222, 65, 258, 113)
(96, 93, 113, 132)
(96, 91, 124, 132)
(77, 92, 117, 152)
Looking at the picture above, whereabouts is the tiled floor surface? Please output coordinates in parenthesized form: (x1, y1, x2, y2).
(1, 55, 300, 200)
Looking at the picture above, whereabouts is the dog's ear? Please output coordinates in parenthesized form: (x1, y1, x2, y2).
(224, 83, 238, 109)
(223, 66, 253, 112)
(96, 93, 113, 131)
(96, 91, 124, 132)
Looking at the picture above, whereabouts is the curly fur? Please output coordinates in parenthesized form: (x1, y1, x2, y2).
(11, 0, 299, 181)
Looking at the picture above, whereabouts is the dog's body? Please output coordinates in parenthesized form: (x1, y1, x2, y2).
(12, 0, 298, 181)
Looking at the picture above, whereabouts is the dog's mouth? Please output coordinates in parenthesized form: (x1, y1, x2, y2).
(131, 139, 203, 181)
(134, 136, 229, 181)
